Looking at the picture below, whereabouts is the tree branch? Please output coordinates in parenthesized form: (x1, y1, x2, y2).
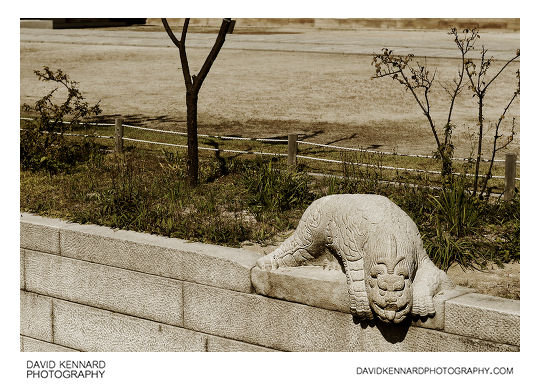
(193, 18, 232, 93)
(162, 18, 192, 90)
(161, 18, 182, 48)
(483, 52, 520, 90)
(479, 87, 519, 198)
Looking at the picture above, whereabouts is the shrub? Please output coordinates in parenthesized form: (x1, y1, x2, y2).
(242, 160, 313, 212)
(429, 178, 480, 237)
(20, 67, 102, 173)
(423, 229, 483, 272)
(20, 130, 103, 174)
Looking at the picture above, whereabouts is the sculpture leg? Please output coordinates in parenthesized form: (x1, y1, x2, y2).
(411, 253, 454, 317)
(256, 199, 327, 270)
(342, 258, 373, 320)
(325, 237, 373, 321)
(256, 232, 318, 270)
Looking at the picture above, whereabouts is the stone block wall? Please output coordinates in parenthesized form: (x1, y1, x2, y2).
(20, 213, 520, 352)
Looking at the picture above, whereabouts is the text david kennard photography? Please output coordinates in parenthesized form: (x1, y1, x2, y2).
(26, 360, 106, 379)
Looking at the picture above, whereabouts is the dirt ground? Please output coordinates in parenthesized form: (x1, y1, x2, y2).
(20, 25, 520, 299)
(446, 261, 519, 300)
(20, 26, 520, 158)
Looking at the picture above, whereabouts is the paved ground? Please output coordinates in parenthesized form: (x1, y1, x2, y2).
(20, 26, 519, 60)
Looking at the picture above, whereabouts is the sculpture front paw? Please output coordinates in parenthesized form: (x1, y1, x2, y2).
(411, 287, 436, 317)
(256, 254, 277, 270)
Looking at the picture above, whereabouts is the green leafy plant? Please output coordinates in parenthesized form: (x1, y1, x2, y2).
(243, 160, 313, 212)
(22, 67, 102, 133)
(423, 228, 484, 272)
(429, 179, 480, 237)
(20, 130, 102, 174)
(21, 67, 103, 173)
(326, 151, 385, 195)
(98, 154, 147, 225)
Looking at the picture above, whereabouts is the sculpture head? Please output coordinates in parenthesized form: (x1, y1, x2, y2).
(364, 233, 417, 323)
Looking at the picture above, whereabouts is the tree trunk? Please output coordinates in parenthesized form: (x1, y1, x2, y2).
(186, 91, 199, 186)
(473, 97, 483, 195)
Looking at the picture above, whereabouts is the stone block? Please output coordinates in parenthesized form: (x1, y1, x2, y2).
(53, 299, 206, 352)
(24, 250, 183, 326)
(59, 220, 259, 292)
(207, 336, 279, 352)
(20, 249, 25, 290)
(20, 213, 64, 255)
(411, 286, 475, 330)
(445, 293, 520, 346)
(20, 291, 53, 342)
(251, 265, 350, 313)
(21, 336, 78, 352)
(183, 282, 518, 352)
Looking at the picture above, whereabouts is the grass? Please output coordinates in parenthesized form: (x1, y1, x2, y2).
(20, 145, 305, 246)
(20, 125, 520, 274)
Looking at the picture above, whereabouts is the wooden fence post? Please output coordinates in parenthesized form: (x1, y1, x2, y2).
(115, 117, 123, 153)
(288, 133, 298, 166)
(504, 153, 517, 201)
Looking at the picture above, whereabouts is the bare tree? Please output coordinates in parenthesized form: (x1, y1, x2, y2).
(464, 47, 520, 197)
(162, 18, 235, 185)
(440, 28, 480, 162)
(372, 28, 519, 194)
(372, 49, 453, 177)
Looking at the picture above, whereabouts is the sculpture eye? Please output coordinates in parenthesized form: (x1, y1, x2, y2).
(371, 264, 386, 278)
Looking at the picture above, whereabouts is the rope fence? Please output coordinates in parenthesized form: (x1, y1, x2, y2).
(19, 117, 520, 195)
(297, 140, 511, 163)
(123, 137, 287, 157)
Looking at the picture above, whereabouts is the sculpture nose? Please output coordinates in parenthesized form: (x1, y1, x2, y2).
(377, 274, 405, 292)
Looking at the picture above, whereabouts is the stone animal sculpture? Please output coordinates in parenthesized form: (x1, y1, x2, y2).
(256, 194, 454, 323)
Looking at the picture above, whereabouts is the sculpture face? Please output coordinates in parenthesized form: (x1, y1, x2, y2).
(366, 260, 414, 323)
(364, 235, 417, 323)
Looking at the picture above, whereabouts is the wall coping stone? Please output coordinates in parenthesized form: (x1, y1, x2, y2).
(251, 265, 350, 313)
(20, 213, 64, 255)
(445, 292, 520, 346)
(21, 213, 260, 293)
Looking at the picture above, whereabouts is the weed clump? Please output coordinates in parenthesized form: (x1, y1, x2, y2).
(242, 160, 314, 212)
(20, 67, 103, 174)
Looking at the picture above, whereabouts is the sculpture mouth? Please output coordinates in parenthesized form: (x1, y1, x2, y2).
(371, 301, 410, 323)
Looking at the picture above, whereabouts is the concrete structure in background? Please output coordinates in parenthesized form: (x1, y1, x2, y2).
(20, 18, 146, 29)
(146, 18, 519, 31)
(21, 18, 519, 31)
(20, 213, 519, 352)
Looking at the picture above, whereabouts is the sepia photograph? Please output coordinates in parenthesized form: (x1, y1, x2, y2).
(12, 1, 533, 383)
